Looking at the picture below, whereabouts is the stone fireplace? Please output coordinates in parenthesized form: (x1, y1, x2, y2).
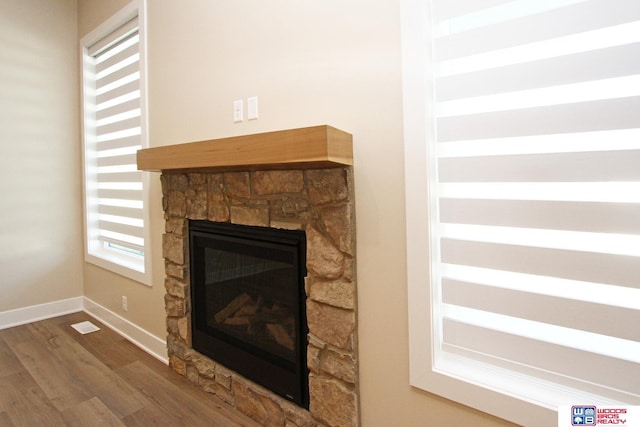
(138, 126, 360, 427)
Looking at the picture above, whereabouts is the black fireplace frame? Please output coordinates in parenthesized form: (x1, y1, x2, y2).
(189, 220, 309, 408)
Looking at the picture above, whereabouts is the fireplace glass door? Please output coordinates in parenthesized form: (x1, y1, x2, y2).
(189, 220, 308, 408)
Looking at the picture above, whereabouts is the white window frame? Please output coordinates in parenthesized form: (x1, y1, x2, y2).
(80, 0, 151, 285)
(401, 1, 638, 425)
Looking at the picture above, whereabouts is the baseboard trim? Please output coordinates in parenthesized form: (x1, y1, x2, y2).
(0, 297, 84, 330)
(82, 297, 168, 364)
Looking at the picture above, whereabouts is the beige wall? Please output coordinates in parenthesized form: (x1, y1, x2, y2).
(79, 0, 516, 425)
(77, 0, 129, 37)
(0, 0, 83, 312)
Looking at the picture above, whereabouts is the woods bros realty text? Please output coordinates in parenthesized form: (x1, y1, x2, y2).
(594, 408, 628, 425)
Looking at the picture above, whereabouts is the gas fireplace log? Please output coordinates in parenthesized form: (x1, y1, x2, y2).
(266, 323, 295, 351)
(214, 293, 252, 323)
(250, 310, 291, 325)
(216, 294, 297, 351)
(234, 301, 258, 317)
(224, 315, 251, 326)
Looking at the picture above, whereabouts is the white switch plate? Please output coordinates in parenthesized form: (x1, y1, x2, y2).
(247, 96, 259, 120)
(233, 99, 243, 122)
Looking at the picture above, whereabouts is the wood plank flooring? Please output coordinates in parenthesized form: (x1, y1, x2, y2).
(0, 312, 262, 427)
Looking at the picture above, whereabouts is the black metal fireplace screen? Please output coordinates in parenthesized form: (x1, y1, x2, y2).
(189, 220, 309, 408)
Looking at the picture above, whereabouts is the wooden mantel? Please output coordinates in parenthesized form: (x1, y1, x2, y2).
(137, 125, 352, 172)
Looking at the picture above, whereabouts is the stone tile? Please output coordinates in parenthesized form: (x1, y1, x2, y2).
(215, 365, 232, 390)
(167, 335, 187, 359)
(165, 173, 189, 191)
(322, 349, 357, 384)
(306, 226, 344, 280)
(199, 376, 217, 394)
(188, 173, 206, 185)
(165, 294, 186, 317)
(270, 219, 304, 230)
(305, 169, 348, 205)
(234, 380, 286, 427)
(165, 262, 185, 280)
(283, 401, 320, 427)
(177, 317, 189, 342)
(166, 191, 186, 217)
(186, 185, 208, 219)
(162, 233, 185, 265)
(166, 317, 178, 336)
(224, 172, 251, 200)
(208, 174, 230, 221)
(253, 170, 304, 195)
(208, 201, 230, 222)
(190, 352, 216, 378)
(169, 356, 187, 376)
(165, 217, 186, 235)
(309, 375, 357, 427)
(308, 278, 355, 310)
(271, 196, 310, 218)
(186, 364, 199, 383)
(307, 345, 321, 374)
(320, 204, 353, 255)
(207, 173, 226, 201)
(306, 301, 354, 350)
(165, 277, 187, 299)
(230, 206, 269, 227)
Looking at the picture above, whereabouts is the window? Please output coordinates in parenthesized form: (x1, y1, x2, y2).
(81, 1, 150, 285)
(402, 0, 640, 424)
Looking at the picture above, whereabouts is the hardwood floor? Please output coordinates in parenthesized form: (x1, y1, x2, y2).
(0, 312, 262, 427)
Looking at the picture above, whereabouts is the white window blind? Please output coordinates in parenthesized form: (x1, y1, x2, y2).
(81, 4, 150, 285)
(406, 0, 640, 422)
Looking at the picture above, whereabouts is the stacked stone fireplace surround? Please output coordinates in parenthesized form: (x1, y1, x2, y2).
(161, 166, 359, 427)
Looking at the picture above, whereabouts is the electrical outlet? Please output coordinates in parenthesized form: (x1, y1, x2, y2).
(122, 296, 128, 312)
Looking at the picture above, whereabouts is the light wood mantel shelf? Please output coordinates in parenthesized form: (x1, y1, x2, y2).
(137, 125, 352, 173)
